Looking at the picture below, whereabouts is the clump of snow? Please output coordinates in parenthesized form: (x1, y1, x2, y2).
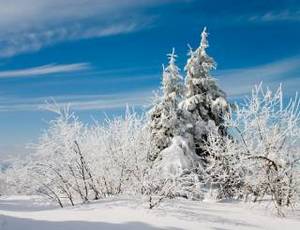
(212, 97, 228, 115)
(156, 136, 198, 177)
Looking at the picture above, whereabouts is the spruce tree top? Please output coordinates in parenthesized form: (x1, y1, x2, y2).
(181, 27, 228, 154)
(183, 27, 226, 112)
(161, 48, 183, 104)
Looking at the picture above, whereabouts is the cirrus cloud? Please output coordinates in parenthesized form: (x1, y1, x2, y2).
(0, 63, 91, 78)
(0, 0, 188, 57)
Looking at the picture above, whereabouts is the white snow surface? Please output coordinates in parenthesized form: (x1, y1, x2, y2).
(0, 195, 299, 230)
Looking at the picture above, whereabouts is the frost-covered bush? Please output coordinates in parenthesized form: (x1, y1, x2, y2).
(237, 85, 299, 213)
(203, 132, 245, 200)
(84, 108, 151, 196)
(1, 158, 36, 196)
(14, 104, 151, 207)
(28, 105, 94, 206)
(204, 84, 300, 215)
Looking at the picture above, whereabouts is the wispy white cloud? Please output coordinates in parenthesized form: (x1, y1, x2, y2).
(0, 63, 91, 78)
(249, 10, 300, 22)
(0, 0, 185, 57)
(216, 56, 300, 98)
(0, 22, 144, 57)
(0, 89, 154, 112)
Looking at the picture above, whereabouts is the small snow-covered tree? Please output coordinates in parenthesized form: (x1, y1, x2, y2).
(149, 49, 184, 160)
(180, 27, 228, 162)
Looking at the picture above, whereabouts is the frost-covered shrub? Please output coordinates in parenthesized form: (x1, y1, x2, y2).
(85, 108, 151, 196)
(1, 158, 37, 196)
(28, 105, 95, 206)
(203, 132, 245, 200)
(14, 104, 151, 207)
(204, 84, 300, 215)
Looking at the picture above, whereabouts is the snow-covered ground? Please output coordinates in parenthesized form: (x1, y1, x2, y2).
(0, 196, 299, 230)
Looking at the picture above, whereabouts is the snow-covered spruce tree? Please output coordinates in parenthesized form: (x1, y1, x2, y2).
(146, 29, 230, 203)
(148, 48, 184, 161)
(180, 27, 228, 162)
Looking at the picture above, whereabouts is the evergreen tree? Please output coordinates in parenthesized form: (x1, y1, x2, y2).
(149, 49, 184, 161)
(162, 48, 183, 106)
(180, 27, 228, 161)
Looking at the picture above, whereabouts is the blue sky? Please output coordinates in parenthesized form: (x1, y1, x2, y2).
(0, 0, 300, 157)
